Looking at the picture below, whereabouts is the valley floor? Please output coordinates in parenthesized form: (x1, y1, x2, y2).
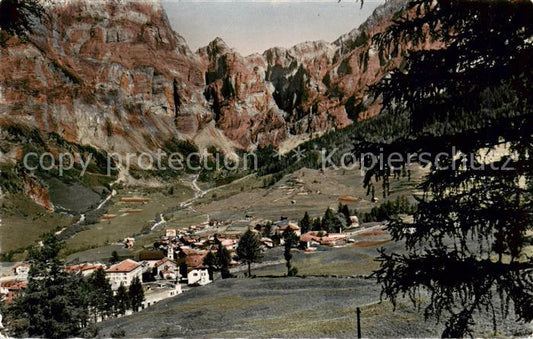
(98, 243, 531, 338)
(98, 276, 531, 338)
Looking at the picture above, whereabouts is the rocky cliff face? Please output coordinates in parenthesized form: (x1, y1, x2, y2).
(193, 0, 410, 148)
(198, 38, 287, 148)
(0, 0, 408, 155)
(24, 175, 54, 211)
(0, 0, 211, 156)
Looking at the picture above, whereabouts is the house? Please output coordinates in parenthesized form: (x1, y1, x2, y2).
(299, 232, 322, 250)
(349, 216, 360, 227)
(0, 280, 27, 304)
(141, 282, 182, 309)
(183, 251, 211, 286)
(299, 232, 348, 249)
(124, 237, 135, 248)
(219, 238, 238, 251)
(13, 262, 30, 279)
(65, 263, 106, 277)
(154, 257, 179, 280)
(317, 233, 348, 247)
(106, 259, 143, 290)
(165, 229, 177, 238)
(259, 237, 274, 248)
(187, 269, 210, 286)
(276, 222, 301, 236)
(180, 236, 196, 246)
(138, 250, 166, 268)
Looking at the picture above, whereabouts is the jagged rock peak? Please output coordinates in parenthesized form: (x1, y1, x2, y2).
(263, 40, 335, 63)
(197, 37, 234, 58)
(333, 0, 407, 56)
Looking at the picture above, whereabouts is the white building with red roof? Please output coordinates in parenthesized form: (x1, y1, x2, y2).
(183, 251, 211, 286)
(106, 259, 143, 290)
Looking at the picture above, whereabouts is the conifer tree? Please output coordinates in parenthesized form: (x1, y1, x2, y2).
(203, 239, 233, 279)
(236, 229, 263, 277)
(340, 204, 351, 225)
(89, 268, 115, 321)
(110, 250, 120, 264)
(216, 241, 232, 279)
(282, 229, 300, 276)
(128, 277, 144, 313)
(203, 251, 217, 280)
(370, 0, 533, 336)
(321, 207, 343, 233)
(299, 212, 311, 234)
(16, 235, 90, 338)
(114, 283, 130, 316)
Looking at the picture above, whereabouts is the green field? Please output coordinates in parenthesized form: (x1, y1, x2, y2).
(1, 193, 72, 255)
(63, 184, 194, 256)
(2, 164, 424, 262)
(255, 246, 382, 277)
(98, 275, 528, 338)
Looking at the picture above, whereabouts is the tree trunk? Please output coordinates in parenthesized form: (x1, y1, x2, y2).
(247, 262, 251, 277)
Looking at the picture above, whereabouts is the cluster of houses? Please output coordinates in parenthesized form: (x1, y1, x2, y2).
(0, 258, 183, 311)
(1, 214, 363, 311)
(259, 216, 361, 251)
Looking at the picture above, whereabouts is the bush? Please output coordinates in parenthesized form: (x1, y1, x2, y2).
(110, 328, 126, 338)
(80, 324, 98, 338)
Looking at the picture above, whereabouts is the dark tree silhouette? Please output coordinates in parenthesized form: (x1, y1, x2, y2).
(114, 283, 131, 316)
(128, 277, 144, 313)
(110, 250, 120, 264)
(217, 245, 232, 279)
(14, 235, 90, 338)
(236, 229, 263, 277)
(203, 240, 233, 279)
(282, 228, 300, 276)
(299, 211, 311, 234)
(89, 268, 115, 321)
(321, 207, 342, 233)
(203, 251, 217, 280)
(371, 0, 533, 337)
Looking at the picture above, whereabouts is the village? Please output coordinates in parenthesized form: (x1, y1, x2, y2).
(1, 207, 391, 317)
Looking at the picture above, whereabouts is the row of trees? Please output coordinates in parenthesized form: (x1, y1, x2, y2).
(299, 208, 345, 234)
(360, 196, 415, 223)
(206, 228, 301, 279)
(298, 196, 415, 235)
(87, 269, 144, 320)
(2, 235, 144, 338)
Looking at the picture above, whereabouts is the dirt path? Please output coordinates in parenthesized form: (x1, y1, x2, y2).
(167, 173, 254, 226)
(57, 167, 125, 237)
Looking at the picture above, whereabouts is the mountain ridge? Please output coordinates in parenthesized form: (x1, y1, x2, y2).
(0, 0, 408, 156)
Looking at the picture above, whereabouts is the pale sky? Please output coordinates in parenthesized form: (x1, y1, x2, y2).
(162, 0, 384, 56)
